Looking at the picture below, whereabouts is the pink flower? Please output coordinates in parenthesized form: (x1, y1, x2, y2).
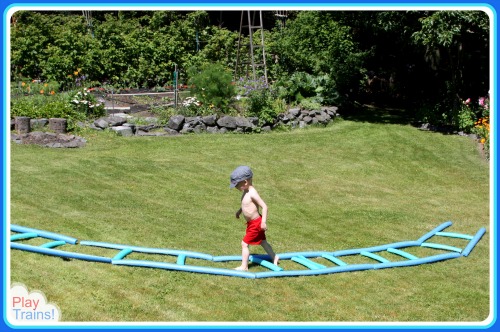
(464, 98, 471, 105)
(479, 97, 485, 106)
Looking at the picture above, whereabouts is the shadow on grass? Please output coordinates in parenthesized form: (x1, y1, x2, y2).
(340, 102, 417, 126)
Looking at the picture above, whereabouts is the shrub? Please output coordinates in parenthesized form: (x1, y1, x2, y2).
(299, 98, 322, 111)
(236, 76, 282, 126)
(275, 72, 338, 106)
(187, 64, 236, 112)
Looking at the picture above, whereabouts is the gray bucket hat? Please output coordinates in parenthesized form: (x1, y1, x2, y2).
(229, 166, 253, 188)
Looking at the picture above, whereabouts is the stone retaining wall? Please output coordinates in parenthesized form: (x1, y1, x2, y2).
(93, 106, 339, 137)
(10, 106, 339, 145)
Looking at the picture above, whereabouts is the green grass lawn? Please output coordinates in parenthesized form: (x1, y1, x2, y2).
(9, 117, 490, 323)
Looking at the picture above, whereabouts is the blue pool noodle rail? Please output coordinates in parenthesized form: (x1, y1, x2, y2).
(10, 222, 486, 279)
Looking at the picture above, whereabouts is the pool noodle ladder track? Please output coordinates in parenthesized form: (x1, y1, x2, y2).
(10, 222, 486, 279)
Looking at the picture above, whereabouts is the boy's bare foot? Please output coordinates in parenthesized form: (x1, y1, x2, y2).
(234, 266, 248, 271)
(273, 255, 280, 266)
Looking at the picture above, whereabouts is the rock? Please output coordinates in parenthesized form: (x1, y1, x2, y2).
(322, 106, 338, 115)
(217, 116, 238, 129)
(206, 126, 218, 134)
(90, 123, 103, 131)
(316, 113, 329, 124)
(202, 115, 217, 126)
(193, 124, 206, 134)
(235, 117, 254, 130)
(136, 124, 156, 132)
(180, 127, 195, 134)
(277, 113, 290, 123)
(303, 116, 313, 124)
(167, 115, 185, 131)
(94, 118, 109, 129)
(248, 117, 259, 126)
(300, 109, 311, 117)
(185, 116, 201, 126)
(14, 131, 86, 148)
(164, 127, 180, 135)
(123, 123, 136, 133)
(288, 108, 301, 118)
(290, 120, 299, 128)
(111, 126, 134, 137)
(106, 116, 127, 127)
(11, 133, 22, 144)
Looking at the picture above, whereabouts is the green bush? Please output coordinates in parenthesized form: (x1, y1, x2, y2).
(236, 76, 282, 126)
(299, 98, 322, 111)
(275, 72, 338, 106)
(271, 11, 366, 103)
(187, 64, 236, 112)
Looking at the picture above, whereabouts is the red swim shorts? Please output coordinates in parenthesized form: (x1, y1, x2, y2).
(243, 216, 266, 245)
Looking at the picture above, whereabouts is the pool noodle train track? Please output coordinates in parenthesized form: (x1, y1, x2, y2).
(10, 221, 485, 279)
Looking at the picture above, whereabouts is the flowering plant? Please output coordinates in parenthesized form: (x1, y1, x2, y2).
(16, 80, 58, 96)
(69, 88, 105, 118)
(236, 76, 280, 125)
(182, 96, 201, 108)
(462, 95, 490, 158)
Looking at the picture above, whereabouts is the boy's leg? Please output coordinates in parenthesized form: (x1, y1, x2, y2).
(235, 241, 250, 271)
(261, 240, 280, 265)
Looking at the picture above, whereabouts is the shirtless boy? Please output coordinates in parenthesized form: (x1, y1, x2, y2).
(229, 165, 279, 271)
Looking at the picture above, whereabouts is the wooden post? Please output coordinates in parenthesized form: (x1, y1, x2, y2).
(49, 118, 67, 134)
(15, 116, 30, 134)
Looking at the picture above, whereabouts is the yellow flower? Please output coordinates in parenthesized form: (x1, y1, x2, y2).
(21, 82, 26, 87)
(44, 83, 48, 87)
(74, 70, 79, 76)
(480, 138, 486, 144)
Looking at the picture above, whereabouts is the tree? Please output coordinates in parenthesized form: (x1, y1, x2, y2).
(270, 11, 367, 104)
(412, 11, 489, 99)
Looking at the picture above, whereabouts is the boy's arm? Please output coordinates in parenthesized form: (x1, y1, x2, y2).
(236, 192, 244, 218)
(250, 189, 268, 230)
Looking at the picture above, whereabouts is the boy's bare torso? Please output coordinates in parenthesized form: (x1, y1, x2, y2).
(240, 187, 261, 221)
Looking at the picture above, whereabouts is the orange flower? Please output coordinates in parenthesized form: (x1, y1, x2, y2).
(39, 89, 44, 94)
(480, 138, 486, 144)
(50, 90, 55, 95)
